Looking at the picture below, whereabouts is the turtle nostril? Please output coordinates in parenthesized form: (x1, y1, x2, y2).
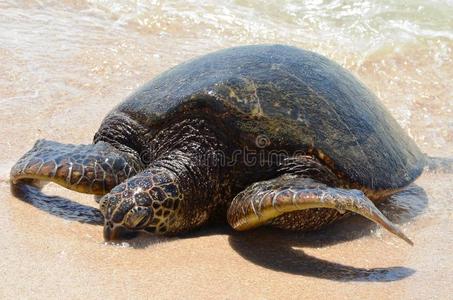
(99, 198, 107, 214)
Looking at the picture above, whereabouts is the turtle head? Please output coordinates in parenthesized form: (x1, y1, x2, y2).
(99, 169, 182, 241)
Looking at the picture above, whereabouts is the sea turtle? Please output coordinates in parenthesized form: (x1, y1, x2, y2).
(10, 45, 425, 244)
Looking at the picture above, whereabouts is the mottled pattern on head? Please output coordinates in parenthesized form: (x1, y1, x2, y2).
(100, 167, 183, 234)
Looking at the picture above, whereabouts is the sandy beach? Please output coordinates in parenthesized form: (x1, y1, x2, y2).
(1, 1, 452, 299)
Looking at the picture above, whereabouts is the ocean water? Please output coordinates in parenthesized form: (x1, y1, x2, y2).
(0, 1, 452, 299)
(0, 0, 451, 155)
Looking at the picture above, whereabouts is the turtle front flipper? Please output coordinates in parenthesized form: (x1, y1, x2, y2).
(227, 174, 413, 245)
(10, 139, 142, 195)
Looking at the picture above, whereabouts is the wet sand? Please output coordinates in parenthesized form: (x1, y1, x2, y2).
(1, 1, 452, 299)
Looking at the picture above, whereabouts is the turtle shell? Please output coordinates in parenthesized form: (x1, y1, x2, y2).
(106, 44, 425, 190)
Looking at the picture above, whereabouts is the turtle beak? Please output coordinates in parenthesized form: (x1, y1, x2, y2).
(103, 221, 118, 241)
(103, 221, 138, 241)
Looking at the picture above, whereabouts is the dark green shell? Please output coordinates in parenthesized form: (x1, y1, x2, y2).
(108, 44, 425, 190)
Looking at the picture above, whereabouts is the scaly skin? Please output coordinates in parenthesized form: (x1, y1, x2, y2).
(100, 167, 185, 239)
(10, 140, 142, 195)
(106, 118, 233, 239)
(227, 175, 413, 245)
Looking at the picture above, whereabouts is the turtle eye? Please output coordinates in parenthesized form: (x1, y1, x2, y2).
(123, 206, 152, 229)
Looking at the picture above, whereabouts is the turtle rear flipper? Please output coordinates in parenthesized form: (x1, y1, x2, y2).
(10, 139, 142, 195)
(227, 174, 413, 245)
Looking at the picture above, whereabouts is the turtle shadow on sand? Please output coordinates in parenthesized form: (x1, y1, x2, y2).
(11, 181, 427, 282)
(10, 182, 104, 225)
